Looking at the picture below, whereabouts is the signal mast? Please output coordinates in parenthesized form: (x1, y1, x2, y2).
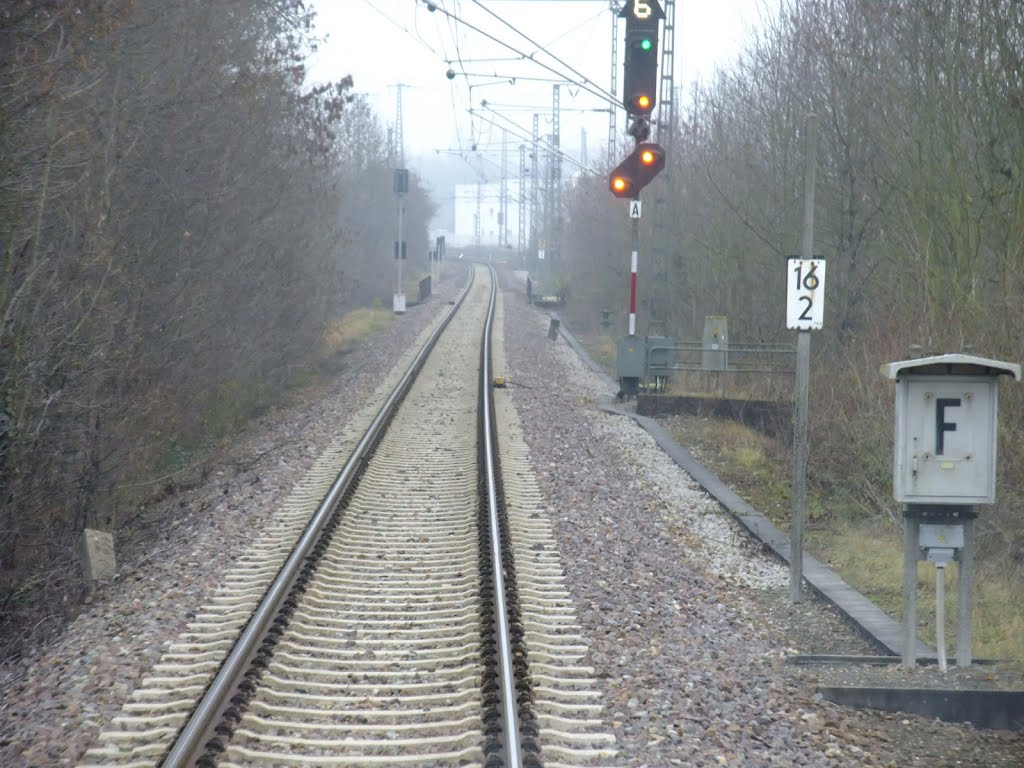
(609, 0, 666, 396)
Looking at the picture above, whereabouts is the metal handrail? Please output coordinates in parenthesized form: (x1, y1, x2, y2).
(645, 340, 795, 377)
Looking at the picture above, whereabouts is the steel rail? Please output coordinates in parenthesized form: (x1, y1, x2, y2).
(479, 264, 523, 767)
(160, 270, 477, 768)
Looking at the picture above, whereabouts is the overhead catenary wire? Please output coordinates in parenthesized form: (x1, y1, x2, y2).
(473, 98, 601, 162)
(311, 1, 628, 161)
(421, 0, 618, 110)
(471, 107, 596, 175)
(360, 1, 625, 160)
(469, 0, 618, 104)
(423, 0, 474, 148)
(359, 0, 439, 56)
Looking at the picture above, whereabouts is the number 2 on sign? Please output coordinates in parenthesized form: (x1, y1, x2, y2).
(786, 258, 826, 330)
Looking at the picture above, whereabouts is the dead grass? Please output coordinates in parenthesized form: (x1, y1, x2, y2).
(664, 370, 792, 402)
(586, 334, 618, 371)
(320, 307, 395, 357)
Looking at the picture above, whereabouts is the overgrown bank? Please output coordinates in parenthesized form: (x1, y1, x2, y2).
(662, 411, 1024, 661)
(0, 3, 433, 658)
(578, 325, 1023, 659)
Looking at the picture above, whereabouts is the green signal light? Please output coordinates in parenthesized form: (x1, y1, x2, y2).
(641, 38, 652, 51)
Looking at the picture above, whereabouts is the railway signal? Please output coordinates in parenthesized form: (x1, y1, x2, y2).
(613, 0, 667, 386)
(619, 0, 664, 116)
(608, 142, 666, 198)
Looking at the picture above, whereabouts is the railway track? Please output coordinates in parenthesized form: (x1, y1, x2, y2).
(81, 265, 615, 767)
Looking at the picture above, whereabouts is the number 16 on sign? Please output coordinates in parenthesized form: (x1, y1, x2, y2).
(787, 258, 826, 330)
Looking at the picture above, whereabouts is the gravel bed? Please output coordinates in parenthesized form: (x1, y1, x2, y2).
(499, 283, 1023, 767)
(1, 264, 1020, 768)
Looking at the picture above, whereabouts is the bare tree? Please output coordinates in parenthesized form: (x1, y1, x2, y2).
(0, 0, 435, 655)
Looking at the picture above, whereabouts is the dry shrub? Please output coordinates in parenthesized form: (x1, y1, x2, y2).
(807, 327, 905, 525)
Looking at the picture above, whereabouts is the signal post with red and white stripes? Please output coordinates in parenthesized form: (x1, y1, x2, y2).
(609, 0, 665, 397)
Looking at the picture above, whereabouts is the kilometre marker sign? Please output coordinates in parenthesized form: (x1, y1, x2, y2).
(786, 257, 826, 330)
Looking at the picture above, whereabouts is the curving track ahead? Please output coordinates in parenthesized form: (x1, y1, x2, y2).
(80, 265, 615, 768)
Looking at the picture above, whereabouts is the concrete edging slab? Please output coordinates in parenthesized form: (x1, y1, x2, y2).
(817, 686, 1023, 731)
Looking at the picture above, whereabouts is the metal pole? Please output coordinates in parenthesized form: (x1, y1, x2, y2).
(629, 213, 639, 336)
(902, 511, 918, 668)
(791, 332, 809, 601)
(518, 144, 526, 260)
(500, 129, 508, 247)
(608, 5, 618, 166)
(957, 514, 976, 667)
(790, 114, 817, 602)
(936, 563, 948, 674)
(531, 114, 539, 268)
(551, 84, 562, 265)
(432, 238, 439, 287)
(397, 196, 404, 299)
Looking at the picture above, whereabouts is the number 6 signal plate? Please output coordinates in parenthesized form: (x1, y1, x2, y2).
(786, 257, 826, 330)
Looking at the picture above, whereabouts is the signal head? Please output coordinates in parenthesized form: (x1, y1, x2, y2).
(622, 15, 660, 115)
(609, 142, 666, 200)
(623, 63, 657, 114)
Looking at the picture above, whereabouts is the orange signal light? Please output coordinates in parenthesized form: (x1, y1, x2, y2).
(637, 94, 651, 110)
(612, 177, 628, 193)
(640, 149, 655, 164)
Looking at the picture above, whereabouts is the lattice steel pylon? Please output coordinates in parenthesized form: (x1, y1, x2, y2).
(393, 83, 409, 168)
(655, 0, 676, 150)
(651, 0, 677, 333)
(518, 143, 527, 259)
(608, 2, 622, 166)
(530, 114, 540, 265)
(500, 130, 508, 247)
(549, 84, 562, 265)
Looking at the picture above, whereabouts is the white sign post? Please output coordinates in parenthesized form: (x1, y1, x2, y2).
(788, 115, 821, 603)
